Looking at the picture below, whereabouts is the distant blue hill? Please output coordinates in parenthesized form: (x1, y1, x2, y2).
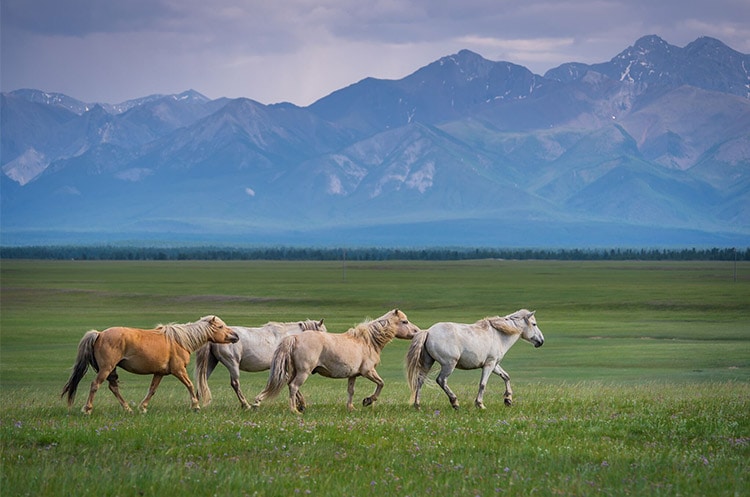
(2, 35, 749, 248)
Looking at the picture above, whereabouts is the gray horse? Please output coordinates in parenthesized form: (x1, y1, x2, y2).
(195, 319, 326, 409)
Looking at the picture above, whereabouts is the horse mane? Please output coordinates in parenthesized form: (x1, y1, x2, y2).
(346, 316, 395, 350)
(263, 319, 325, 332)
(299, 319, 325, 331)
(158, 317, 214, 352)
(484, 309, 533, 335)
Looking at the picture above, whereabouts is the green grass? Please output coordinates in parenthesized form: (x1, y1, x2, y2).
(1, 259, 749, 496)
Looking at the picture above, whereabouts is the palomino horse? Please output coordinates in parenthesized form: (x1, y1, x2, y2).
(406, 309, 544, 410)
(252, 309, 419, 413)
(195, 319, 327, 409)
(61, 315, 238, 414)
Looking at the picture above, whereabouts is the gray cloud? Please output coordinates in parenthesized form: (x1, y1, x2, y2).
(2, 0, 180, 36)
(2, 0, 748, 105)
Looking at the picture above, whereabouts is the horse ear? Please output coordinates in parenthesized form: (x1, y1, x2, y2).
(318, 318, 324, 326)
(529, 310, 536, 317)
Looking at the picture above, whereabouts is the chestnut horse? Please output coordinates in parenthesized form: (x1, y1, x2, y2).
(61, 315, 238, 414)
(406, 309, 544, 410)
(194, 319, 327, 409)
(252, 309, 419, 413)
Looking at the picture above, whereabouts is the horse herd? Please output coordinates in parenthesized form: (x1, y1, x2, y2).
(61, 309, 544, 415)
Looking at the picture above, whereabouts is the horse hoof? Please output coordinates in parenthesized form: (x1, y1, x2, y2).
(362, 397, 374, 407)
(504, 398, 513, 407)
(475, 402, 486, 410)
(451, 404, 460, 411)
(412, 403, 421, 410)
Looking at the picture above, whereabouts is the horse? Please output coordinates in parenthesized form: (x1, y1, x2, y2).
(251, 309, 419, 414)
(406, 309, 544, 410)
(61, 315, 238, 414)
(194, 319, 327, 409)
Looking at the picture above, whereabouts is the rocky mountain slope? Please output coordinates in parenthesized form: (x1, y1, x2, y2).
(2, 35, 748, 246)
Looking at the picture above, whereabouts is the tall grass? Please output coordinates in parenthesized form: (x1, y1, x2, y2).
(1, 259, 748, 496)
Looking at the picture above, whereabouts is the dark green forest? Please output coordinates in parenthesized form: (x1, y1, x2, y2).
(1, 245, 747, 261)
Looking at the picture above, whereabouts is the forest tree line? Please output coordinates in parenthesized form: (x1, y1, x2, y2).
(1, 245, 748, 261)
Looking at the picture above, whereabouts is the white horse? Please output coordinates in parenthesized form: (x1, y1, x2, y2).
(194, 319, 326, 409)
(406, 309, 544, 410)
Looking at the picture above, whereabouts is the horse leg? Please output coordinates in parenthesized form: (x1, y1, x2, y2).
(474, 364, 494, 409)
(413, 373, 425, 410)
(228, 364, 251, 410)
(413, 354, 434, 410)
(172, 367, 201, 412)
(436, 361, 460, 410)
(346, 377, 357, 411)
(138, 375, 164, 413)
(287, 372, 309, 415)
(493, 364, 513, 406)
(106, 369, 133, 413)
(362, 369, 384, 408)
(295, 390, 307, 413)
(83, 367, 113, 415)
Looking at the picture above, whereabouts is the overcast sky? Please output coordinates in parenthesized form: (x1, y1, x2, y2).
(2, 0, 749, 106)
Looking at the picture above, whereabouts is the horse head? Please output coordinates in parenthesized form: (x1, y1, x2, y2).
(520, 310, 544, 348)
(390, 309, 420, 340)
(204, 315, 239, 344)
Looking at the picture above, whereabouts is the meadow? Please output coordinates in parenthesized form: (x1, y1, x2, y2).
(1, 258, 748, 496)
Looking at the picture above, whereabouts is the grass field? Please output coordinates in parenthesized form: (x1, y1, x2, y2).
(1, 259, 748, 496)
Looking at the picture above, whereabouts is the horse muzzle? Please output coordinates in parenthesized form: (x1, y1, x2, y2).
(533, 337, 544, 348)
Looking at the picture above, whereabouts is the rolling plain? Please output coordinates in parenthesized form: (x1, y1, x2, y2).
(1, 259, 748, 496)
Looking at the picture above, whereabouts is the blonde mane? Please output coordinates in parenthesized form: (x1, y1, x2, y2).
(484, 309, 533, 335)
(158, 317, 214, 352)
(346, 316, 396, 350)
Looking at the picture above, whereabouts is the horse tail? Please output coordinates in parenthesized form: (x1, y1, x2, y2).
(194, 343, 218, 405)
(254, 336, 296, 405)
(405, 329, 431, 404)
(61, 330, 100, 407)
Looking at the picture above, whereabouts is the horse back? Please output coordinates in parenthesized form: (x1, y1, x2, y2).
(95, 327, 178, 373)
(289, 331, 327, 362)
(294, 331, 365, 378)
(425, 321, 501, 367)
(98, 326, 164, 349)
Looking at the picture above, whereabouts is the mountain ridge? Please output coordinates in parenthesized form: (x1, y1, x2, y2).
(2, 35, 749, 247)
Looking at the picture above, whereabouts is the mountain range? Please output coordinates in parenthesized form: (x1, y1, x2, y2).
(2, 35, 749, 247)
